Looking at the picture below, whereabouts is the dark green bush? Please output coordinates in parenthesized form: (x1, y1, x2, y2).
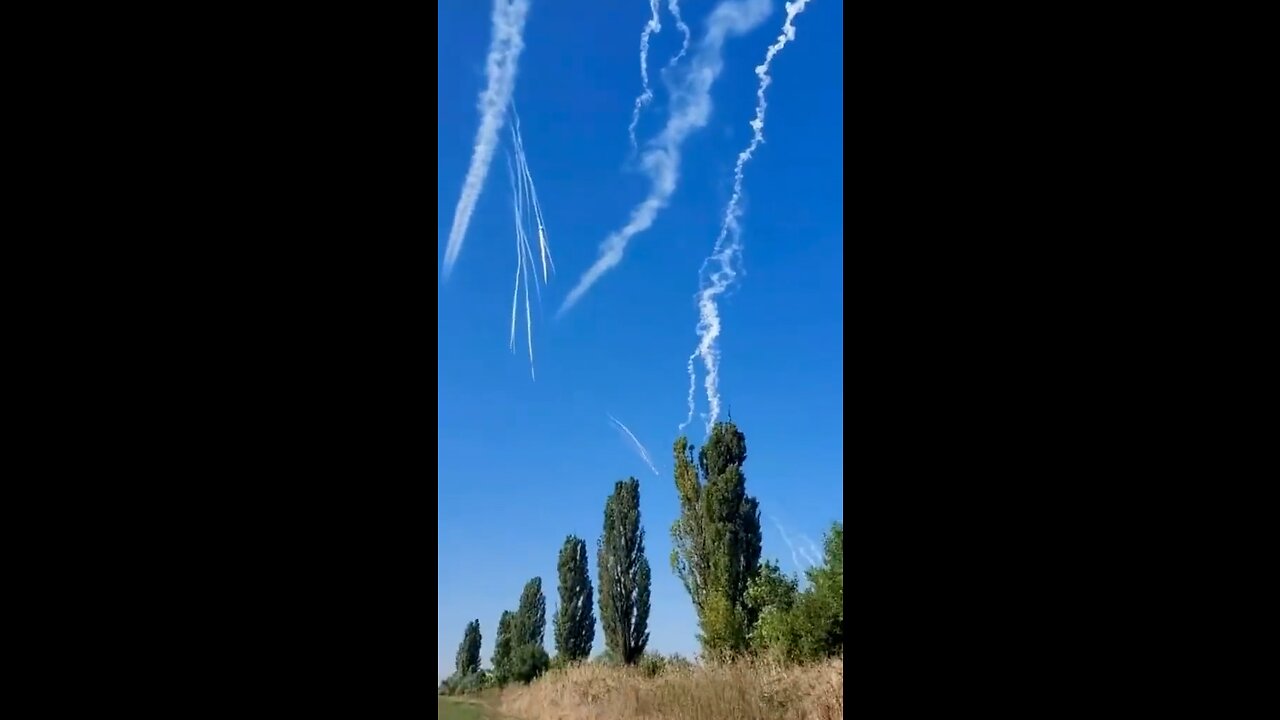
(508, 644, 551, 684)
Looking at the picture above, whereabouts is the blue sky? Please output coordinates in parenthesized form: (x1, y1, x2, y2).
(437, 0, 843, 680)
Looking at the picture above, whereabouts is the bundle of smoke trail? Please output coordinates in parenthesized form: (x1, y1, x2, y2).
(608, 413, 660, 476)
(799, 533, 823, 567)
(664, 0, 692, 69)
(442, 0, 531, 278)
(628, 0, 664, 152)
(560, 0, 774, 317)
(510, 103, 555, 283)
(681, 0, 812, 435)
(769, 515, 807, 574)
(505, 152, 535, 379)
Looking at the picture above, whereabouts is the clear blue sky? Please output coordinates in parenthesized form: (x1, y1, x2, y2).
(437, 0, 843, 680)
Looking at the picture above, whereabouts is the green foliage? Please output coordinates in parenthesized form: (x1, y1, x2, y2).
(553, 535, 595, 662)
(514, 576, 547, 648)
(508, 643, 551, 684)
(670, 421, 763, 657)
(597, 477, 651, 665)
(455, 619, 482, 676)
(438, 669, 494, 696)
(746, 522, 844, 662)
(637, 651, 694, 678)
(492, 610, 515, 682)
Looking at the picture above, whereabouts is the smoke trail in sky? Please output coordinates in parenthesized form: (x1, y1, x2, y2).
(559, 0, 774, 317)
(627, 0, 664, 151)
(682, 0, 812, 435)
(769, 515, 807, 573)
(665, 0, 692, 68)
(442, 0, 531, 278)
(608, 413, 660, 476)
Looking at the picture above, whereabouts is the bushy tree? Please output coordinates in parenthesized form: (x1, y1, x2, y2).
(508, 643, 551, 684)
(455, 619, 482, 676)
(598, 477, 651, 665)
(746, 522, 844, 661)
(670, 421, 763, 656)
(553, 535, 595, 662)
(514, 576, 546, 647)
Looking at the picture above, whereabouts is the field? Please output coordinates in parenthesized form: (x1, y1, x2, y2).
(439, 694, 503, 719)
(442, 657, 843, 720)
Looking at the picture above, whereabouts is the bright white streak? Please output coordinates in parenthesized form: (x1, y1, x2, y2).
(442, 0, 531, 278)
(560, 0, 775, 317)
(510, 104, 554, 283)
(683, 0, 812, 434)
(608, 414, 660, 476)
(628, 0, 664, 151)
(506, 154, 522, 351)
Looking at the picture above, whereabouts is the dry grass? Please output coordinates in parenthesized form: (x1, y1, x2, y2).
(496, 657, 843, 720)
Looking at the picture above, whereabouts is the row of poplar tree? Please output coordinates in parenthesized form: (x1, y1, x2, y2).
(449, 420, 844, 686)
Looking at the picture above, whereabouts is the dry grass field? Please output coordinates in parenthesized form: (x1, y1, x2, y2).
(488, 656, 843, 720)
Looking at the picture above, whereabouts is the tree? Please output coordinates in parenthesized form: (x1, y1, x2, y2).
(597, 477, 651, 665)
(553, 535, 595, 661)
(455, 619, 482, 676)
(670, 421, 763, 656)
(514, 576, 546, 647)
(492, 610, 515, 681)
(508, 643, 551, 684)
(746, 522, 844, 662)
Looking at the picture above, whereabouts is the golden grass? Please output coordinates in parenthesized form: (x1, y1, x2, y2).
(495, 656, 843, 720)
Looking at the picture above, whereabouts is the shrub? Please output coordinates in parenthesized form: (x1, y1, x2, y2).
(508, 644, 551, 684)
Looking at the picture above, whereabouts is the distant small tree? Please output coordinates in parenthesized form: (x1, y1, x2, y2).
(553, 535, 595, 662)
(455, 619, 482, 676)
(597, 477, 651, 665)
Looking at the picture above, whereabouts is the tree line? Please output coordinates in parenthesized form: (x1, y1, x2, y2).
(443, 419, 844, 692)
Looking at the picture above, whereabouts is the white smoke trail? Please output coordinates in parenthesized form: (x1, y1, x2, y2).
(769, 515, 806, 573)
(800, 533, 823, 567)
(506, 154, 522, 351)
(510, 104, 554, 283)
(506, 149, 536, 379)
(665, 0, 692, 68)
(608, 413, 660, 476)
(683, 0, 812, 435)
(560, 0, 775, 317)
(627, 0, 664, 152)
(442, 0, 532, 278)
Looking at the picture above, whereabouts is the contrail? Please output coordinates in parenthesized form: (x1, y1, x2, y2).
(608, 414, 660, 476)
(664, 0, 692, 69)
(442, 0, 532, 279)
(627, 0, 664, 152)
(681, 0, 812, 435)
(560, 0, 774, 317)
(502, 103, 553, 380)
(769, 515, 806, 574)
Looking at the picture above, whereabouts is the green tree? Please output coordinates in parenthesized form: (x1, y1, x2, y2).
(597, 477, 651, 665)
(553, 535, 595, 662)
(455, 619, 482, 676)
(514, 576, 546, 648)
(492, 610, 515, 681)
(670, 421, 763, 656)
(508, 643, 550, 683)
(746, 522, 844, 662)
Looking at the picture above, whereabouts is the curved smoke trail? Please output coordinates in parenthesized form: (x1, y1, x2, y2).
(681, 0, 812, 435)
(560, 0, 774, 317)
